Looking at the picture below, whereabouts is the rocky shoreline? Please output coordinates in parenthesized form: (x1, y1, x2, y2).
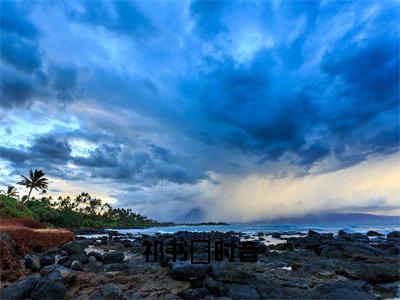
(1, 229, 399, 299)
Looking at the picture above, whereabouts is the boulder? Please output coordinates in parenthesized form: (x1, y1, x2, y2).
(87, 251, 103, 262)
(205, 277, 228, 296)
(25, 255, 41, 271)
(57, 256, 69, 265)
(311, 280, 375, 299)
(40, 265, 77, 284)
(366, 230, 383, 237)
(40, 255, 55, 267)
(169, 261, 212, 280)
(339, 262, 400, 284)
(179, 288, 208, 299)
(99, 283, 123, 300)
(387, 231, 400, 240)
(0, 275, 40, 299)
(69, 253, 87, 264)
(31, 279, 67, 300)
(70, 260, 82, 271)
(225, 284, 260, 299)
(61, 241, 84, 255)
(103, 251, 125, 264)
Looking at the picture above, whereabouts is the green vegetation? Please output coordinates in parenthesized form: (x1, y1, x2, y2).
(0, 193, 171, 228)
(0, 195, 34, 218)
(0, 169, 172, 229)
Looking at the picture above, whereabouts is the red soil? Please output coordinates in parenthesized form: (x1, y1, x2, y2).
(0, 217, 75, 282)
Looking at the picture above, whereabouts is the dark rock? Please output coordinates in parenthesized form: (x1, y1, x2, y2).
(57, 256, 69, 265)
(339, 262, 400, 284)
(25, 255, 41, 271)
(271, 232, 281, 239)
(179, 288, 208, 299)
(70, 260, 82, 271)
(40, 265, 77, 284)
(70, 253, 87, 264)
(169, 261, 212, 280)
(319, 245, 343, 258)
(87, 251, 103, 262)
(62, 260, 72, 268)
(31, 279, 67, 300)
(366, 230, 383, 237)
(307, 230, 321, 239)
(342, 243, 383, 258)
(311, 280, 375, 299)
(100, 283, 123, 300)
(205, 277, 228, 296)
(225, 284, 260, 299)
(40, 255, 55, 267)
(61, 241, 84, 255)
(0, 275, 40, 299)
(103, 251, 125, 264)
(387, 231, 400, 240)
(338, 231, 370, 242)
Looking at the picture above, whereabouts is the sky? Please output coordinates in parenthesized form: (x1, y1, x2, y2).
(0, 0, 399, 222)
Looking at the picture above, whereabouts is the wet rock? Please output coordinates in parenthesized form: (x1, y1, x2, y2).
(311, 280, 375, 299)
(40, 265, 77, 284)
(271, 232, 281, 239)
(342, 243, 383, 258)
(57, 256, 69, 265)
(169, 261, 212, 280)
(225, 284, 260, 299)
(87, 251, 103, 262)
(387, 231, 400, 240)
(40, 255, 55, 267)
(70, 253, 87, 264)
(103, 251, 125, 264)
(61, 241, 84, 255)
(31, 279, 67, 300)
(366, 230, 383, 237)
(0, 274, 40, 299)
(339, 262, 400, 284)
(97, 283, 123, 300)
(205, 277, 228, 296)
(307, 230, 321, 239)
(179, 287, 208, 299)
(338, 231, 369, 243)
(70, 260, 82, 271)
(25, 255, 41, 271)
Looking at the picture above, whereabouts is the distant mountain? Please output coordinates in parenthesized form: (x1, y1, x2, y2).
(256, 213, 400, 224)
(174, 207, 205, 223)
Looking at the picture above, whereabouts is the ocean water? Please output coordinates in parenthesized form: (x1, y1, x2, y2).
(115, 223, 400, 236)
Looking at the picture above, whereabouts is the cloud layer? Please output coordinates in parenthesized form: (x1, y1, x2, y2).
(0, 1, 399, 221)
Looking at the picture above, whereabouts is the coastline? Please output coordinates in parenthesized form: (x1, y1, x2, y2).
(1, 227, 399, 299)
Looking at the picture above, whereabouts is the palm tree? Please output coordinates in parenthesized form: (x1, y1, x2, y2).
(0, 186, 19, 198)
(17, 169, 49, 202)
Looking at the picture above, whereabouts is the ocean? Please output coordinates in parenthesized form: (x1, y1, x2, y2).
(114, 223, 400, 236)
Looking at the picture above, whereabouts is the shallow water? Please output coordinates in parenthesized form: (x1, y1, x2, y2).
(114, 223, 400, 236)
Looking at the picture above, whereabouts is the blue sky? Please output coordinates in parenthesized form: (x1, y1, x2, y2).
(0, 1, 399, 221)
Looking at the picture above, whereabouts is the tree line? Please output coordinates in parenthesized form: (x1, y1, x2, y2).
(0, 169, 172, 228)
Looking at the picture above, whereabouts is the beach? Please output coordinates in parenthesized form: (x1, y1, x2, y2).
(1, 226, 399, 299)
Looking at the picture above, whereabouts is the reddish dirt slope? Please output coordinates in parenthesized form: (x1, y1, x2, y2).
(0, 217, 75, 282)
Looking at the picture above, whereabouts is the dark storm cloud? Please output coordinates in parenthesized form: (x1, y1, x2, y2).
(0, 0, 399, 186)
(0, 2, 80, 108)
(1, 33, 42, 73)
(0, 1, 39, 39)
(190, 0, 227, 39)
(70, 1, 155, 38)
(0, 131, 208, 185)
